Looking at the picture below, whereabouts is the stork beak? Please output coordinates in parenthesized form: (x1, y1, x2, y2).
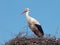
(21, 10, 26, 14)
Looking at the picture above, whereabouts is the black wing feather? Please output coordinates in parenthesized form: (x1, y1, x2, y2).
(35, 24, 44, 35)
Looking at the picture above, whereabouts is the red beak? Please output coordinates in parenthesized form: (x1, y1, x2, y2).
(21, 10, 26, 14)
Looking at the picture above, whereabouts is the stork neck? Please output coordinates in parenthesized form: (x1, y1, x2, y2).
(25, 12, 31, 22)
(26, 12, 30, 18)
(26, 12, 29, 16)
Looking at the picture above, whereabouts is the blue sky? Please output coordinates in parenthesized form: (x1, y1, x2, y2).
(0, 0, 60, 43)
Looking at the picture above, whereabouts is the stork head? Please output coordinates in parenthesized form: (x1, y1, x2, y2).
(21, 8, 30, 14)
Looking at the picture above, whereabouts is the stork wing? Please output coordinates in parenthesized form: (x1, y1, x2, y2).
(35, 24, 44, 35)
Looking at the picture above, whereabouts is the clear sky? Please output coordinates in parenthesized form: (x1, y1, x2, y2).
(0, 0, 60, 43)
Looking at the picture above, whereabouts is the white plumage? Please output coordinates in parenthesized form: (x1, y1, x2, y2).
(21, 8, 44, 37)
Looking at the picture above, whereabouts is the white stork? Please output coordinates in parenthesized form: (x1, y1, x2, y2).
(21, 8, 44, 37)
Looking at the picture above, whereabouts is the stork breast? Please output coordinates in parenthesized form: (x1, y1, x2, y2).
(29, 24, 37, 31)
